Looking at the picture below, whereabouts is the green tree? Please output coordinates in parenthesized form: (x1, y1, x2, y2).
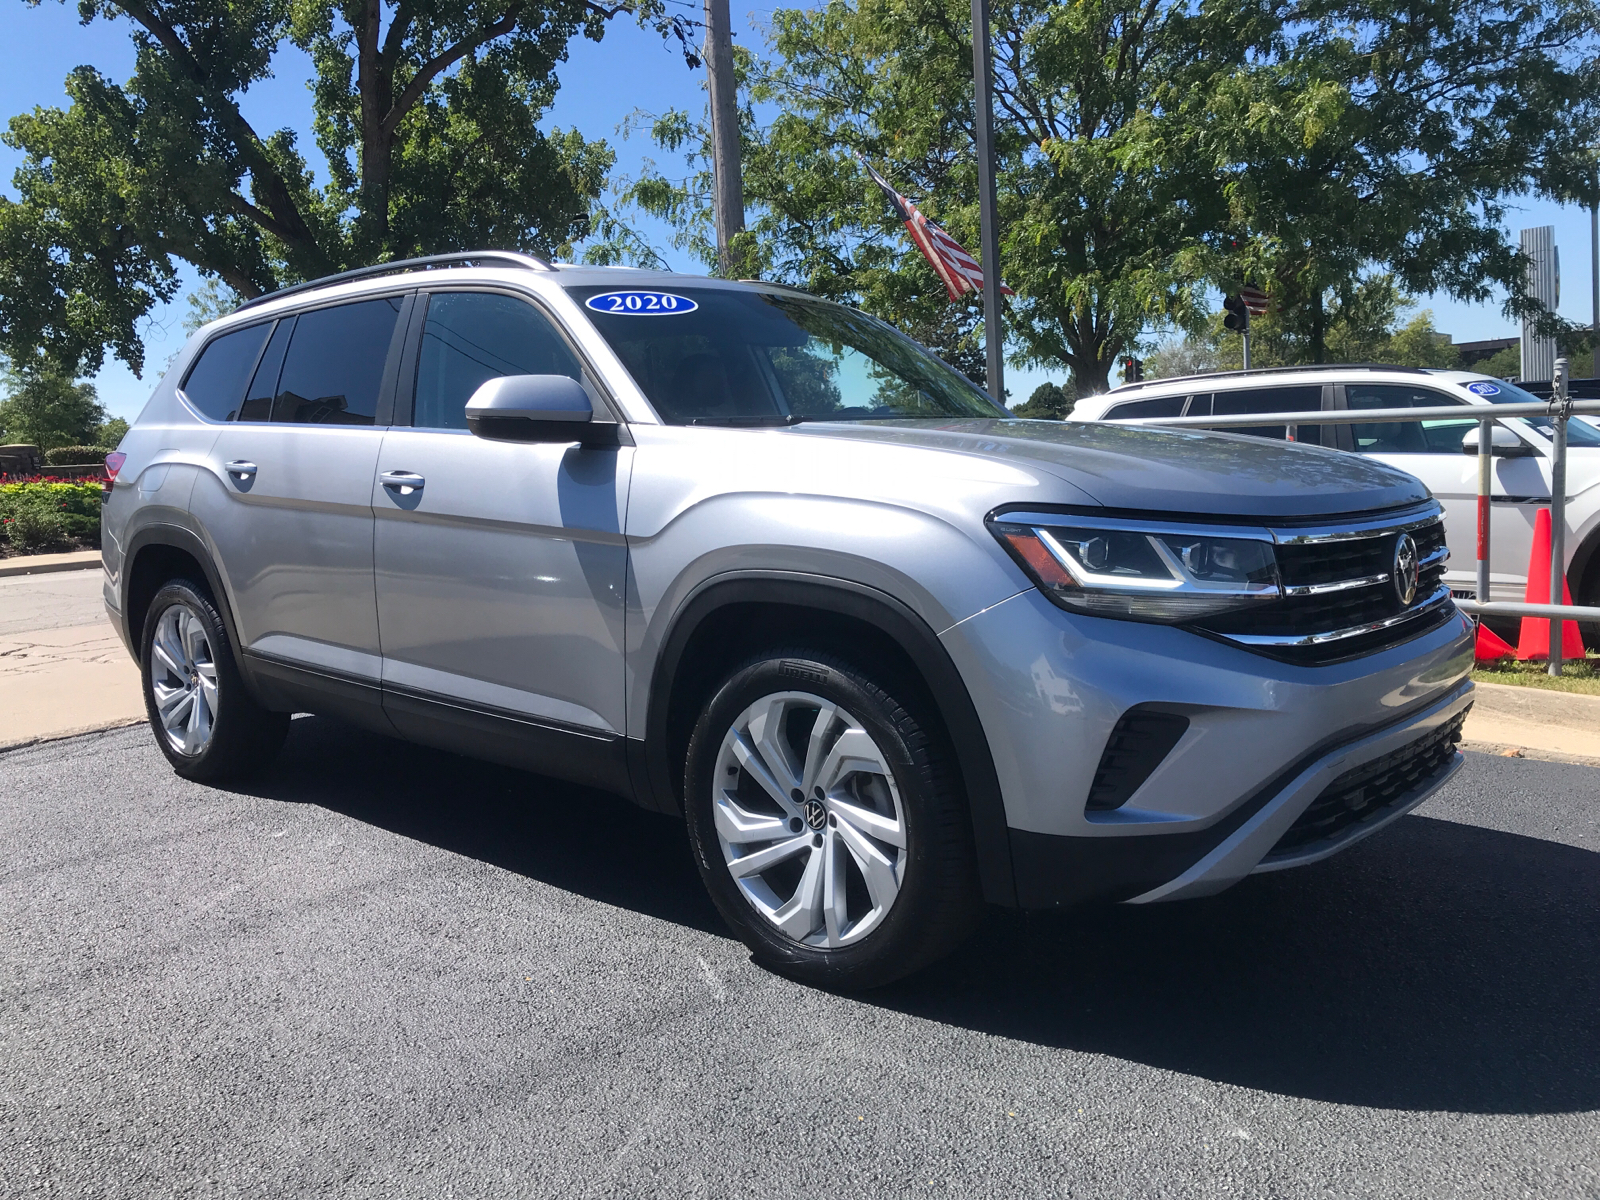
(0, 0, 694, 376)
(1011, 380, 1075, 419)
(0, 362, 107, 449)
(99, 416, 131, 446)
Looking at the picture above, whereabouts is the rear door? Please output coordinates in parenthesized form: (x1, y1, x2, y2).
(191, 293, 409, 712)
(1340, 381, 1543, 598)
(1198, 384, 1329, 444)
(370, 288, 633, 790)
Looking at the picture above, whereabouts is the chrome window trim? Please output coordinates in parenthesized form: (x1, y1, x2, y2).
(1215, 587, 1453, 647)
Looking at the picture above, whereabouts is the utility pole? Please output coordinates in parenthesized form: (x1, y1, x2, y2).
(705, 0, 744, 276)
(971, 0, 1004, 405)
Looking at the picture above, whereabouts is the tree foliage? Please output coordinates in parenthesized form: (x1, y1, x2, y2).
(1011, 380, 1075, 419)
(623, 0, 1600, 391)
(0, 362, 109, 449)
(0, 0, 695, 374)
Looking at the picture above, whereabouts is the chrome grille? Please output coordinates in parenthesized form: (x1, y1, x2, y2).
(1200, 502, 1455, 664)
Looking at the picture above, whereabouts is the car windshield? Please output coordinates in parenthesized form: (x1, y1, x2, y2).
(565, 284, 1003, 425)
(1465, 378, 1600, 446)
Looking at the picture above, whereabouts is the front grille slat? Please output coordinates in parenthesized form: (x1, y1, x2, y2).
(1198, 504, 1454, 665)
(1266, 708, 1468, 859)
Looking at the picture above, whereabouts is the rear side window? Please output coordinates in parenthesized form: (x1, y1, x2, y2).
(238, 320, 293, 422)
(1106, 396, 1185, 420)
(269, 297, 404, 424)
(1211, 385, 1323, 442)
(179, 323, 271, 421)
(412, 292, 583, 430)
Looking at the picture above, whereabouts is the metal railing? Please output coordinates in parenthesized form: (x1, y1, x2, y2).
(1109, 366, 1600, 675)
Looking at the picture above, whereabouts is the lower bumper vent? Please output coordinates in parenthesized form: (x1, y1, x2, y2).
(1086, 707, 1189, 812)
(1266, 707, 1469, 859)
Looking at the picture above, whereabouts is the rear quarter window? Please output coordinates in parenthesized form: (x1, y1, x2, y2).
(179, 323, 272, 421)
(1106, 396, 1185, 419)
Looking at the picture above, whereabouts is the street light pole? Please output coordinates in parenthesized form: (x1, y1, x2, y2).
(971, 0, 1004, 406)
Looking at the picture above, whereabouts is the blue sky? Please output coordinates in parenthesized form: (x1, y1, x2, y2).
(2, 0, 1596, 420)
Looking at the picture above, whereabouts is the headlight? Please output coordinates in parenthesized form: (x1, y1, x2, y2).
(988, 511, 1283, 622)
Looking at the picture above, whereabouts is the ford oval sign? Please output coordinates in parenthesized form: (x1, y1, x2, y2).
(584, 290, 698, 316)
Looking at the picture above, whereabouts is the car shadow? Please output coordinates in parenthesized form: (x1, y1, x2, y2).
(244, 716, 1598, 1115)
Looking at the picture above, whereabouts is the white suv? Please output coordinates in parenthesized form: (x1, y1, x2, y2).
(1074, 366, 1600, 615)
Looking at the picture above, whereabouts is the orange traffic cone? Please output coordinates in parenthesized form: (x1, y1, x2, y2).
(1475, 622, 1515, 662)
(1514, 507, 1585, 660)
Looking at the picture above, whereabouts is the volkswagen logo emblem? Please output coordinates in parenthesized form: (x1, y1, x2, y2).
(802, 797, 828, 830)
(1393, 533, 1419, 606)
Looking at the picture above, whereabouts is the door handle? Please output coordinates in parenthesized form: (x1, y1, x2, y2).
(225, 460, 257, 482)
(380, 470, 425, 496)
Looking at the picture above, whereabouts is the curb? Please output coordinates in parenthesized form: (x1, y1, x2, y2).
(1460, 739, 1600, 769)
(1471, 680, 1600, 733)
(0, 550, 102, 579)
(0, 716, 144, 755)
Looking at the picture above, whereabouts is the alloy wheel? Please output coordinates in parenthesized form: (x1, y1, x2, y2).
(148, 604, 219, 756)
(711, 691, 908, 947)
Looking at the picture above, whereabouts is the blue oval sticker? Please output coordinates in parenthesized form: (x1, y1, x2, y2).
(584, 290, 698, 316)
(1467, 381, 1501, 396)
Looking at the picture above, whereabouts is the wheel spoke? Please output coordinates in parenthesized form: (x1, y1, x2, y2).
(158, 684, 194, 726)
(726, 833, 811, 880)
(828, 795, 907, 849)
(772, 845, 825, 941)
(747, 696, 802, 794)
(822, 829, 849, 946)
(816, 727, 892, 795)
(730, 733, 802, 818)
(714, 792, 791, 845)
(151, 640, 185, 681)
(835, 817, 902, 913)
(798, 701, 840, 796)
(156, 620, 191, 675)
(186, 679, 212, 752)
(181, 612, 208, 669)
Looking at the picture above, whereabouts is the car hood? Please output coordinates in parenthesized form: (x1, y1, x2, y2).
(790, 418, 1431, 518)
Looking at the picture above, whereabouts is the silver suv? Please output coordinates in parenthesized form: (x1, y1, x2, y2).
(103, 253, 1475, 987)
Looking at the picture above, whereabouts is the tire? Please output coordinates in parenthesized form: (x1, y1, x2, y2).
(683, 649, 981, 989)
(139, 578, 289, 782)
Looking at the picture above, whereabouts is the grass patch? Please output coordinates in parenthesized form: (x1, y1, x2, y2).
(1472, 652, 1600, 695)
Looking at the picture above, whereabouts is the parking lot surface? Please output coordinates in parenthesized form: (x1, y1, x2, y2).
(2, 719, 1596, 1198)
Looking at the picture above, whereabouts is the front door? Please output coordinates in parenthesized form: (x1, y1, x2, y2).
(1343, 381, 1546, 601)
(371, 289, 633, 788)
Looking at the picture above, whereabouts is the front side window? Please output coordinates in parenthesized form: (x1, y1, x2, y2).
(180, 323, 272, 421)
(566, 285, 1002, 425)
(268, 296, 404, 425)
(1347, 384, 1473, 454)
(412, 292, 583, 430)
(1465, 379, 1600, 447)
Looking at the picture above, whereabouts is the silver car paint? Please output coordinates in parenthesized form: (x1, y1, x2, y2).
(104, 264, 1475, 896)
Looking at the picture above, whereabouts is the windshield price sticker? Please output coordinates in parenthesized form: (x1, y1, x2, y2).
(1467, 381, 1501, 396)
(585, 290, 698, 316)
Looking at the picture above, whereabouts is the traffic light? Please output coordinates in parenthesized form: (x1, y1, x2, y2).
(1122, 356, 1143, 383)
(1223, 293, 1250, 334)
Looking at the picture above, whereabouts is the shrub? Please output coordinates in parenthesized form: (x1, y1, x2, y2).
(43, 445, 113, 466)
(4, 501, 69, 551)
(0, 480, 102, 548)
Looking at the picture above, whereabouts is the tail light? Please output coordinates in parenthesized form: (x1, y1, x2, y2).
(104, 452, 127, 495)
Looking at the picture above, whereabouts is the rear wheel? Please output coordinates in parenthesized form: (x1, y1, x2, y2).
(140, 579, 289, 782)
(684, 650, 980, 989)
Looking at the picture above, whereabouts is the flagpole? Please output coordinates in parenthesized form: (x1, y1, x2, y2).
(971, 0, 1004, 406)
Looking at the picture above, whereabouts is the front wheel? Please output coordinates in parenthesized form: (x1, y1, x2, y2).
(684, 650, 980, 989)
(140, 579, 289, 782)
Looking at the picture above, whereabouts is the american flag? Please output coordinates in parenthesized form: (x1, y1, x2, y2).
(858, 154, 1013, 302)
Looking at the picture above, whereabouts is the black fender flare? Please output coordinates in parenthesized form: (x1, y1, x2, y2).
(638, 572, 1017, 907)
(121, 523, 245, 667)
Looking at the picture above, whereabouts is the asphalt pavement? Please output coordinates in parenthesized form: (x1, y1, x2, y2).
(2, 719, 1596, 1198)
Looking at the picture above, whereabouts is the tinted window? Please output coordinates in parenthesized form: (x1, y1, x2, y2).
(566, 285, 1001, 424)
(180, 323, 271, 421)
(238, 319, 292, 422)
(1107, 396, 1184, 420)
(1347, 384, 1471, 454)
(1212, 385, 1323, 441)
(412, 293, 583, 430)
(270, 297, 403, 425)
(1463, 379, 1600, 446)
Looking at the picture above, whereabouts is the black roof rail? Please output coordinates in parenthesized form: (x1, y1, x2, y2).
(234, 250, 556, 313)
(1111, 362, 1429, 394)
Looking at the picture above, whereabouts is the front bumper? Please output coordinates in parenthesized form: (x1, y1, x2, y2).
(938, 587, 1476, 908)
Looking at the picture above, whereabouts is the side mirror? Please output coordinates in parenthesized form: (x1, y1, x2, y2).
(464, 375, 621, 445)
(1460, 424, 1536, 458)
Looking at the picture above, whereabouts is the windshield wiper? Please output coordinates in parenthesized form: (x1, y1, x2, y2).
(689, 414, 804, 427)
